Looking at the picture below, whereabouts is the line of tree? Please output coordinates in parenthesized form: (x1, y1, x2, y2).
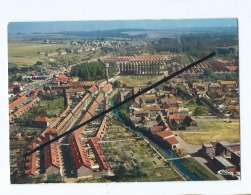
(152, 33, 238, 58)
(70, 62, 118, 80)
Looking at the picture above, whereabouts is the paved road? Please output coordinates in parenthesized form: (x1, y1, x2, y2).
(176, 135, 201, 154)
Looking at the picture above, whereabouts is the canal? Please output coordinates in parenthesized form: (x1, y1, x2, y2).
(114, 109, 202, 181)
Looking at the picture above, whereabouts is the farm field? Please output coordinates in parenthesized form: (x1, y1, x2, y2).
(176, 120, 240, 145)
(8, 42, 79, 66)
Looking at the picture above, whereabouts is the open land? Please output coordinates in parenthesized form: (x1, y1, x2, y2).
(176, 120, 240, 145)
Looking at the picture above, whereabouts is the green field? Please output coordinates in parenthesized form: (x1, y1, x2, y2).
(177, 120, 240, 145)
(8, 42, 80, 66)
(39, 97, 65, 116)
(182, 158, 218, 181)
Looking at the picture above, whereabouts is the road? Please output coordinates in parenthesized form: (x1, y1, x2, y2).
(176, 135, 201, 154)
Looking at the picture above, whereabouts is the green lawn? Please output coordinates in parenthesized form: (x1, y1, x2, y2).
(39, 97, 65, 116)
(177, 120, 240, 145)
(182, 158, 218, 181)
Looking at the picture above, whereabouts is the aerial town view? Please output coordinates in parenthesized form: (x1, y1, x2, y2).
(8, 19, 240, 183)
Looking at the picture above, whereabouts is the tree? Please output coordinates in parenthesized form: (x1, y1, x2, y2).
(35, 61, 43, 66)
(193, 106, 208, 116)
(114, 165, 127, 179)
(45, 173, 62, 183)
(147, 80, 153, 86)
(113, 80, 121, 88)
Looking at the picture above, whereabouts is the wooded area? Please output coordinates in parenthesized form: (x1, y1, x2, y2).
(70, 62, 118, 80)
(153, 33, 238, 58)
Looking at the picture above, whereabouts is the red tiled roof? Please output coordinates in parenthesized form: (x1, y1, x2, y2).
(43, 133, 61, 169)
(35, 116, 50, 123)
(95, 93, 104, 105)
(225, 66, 238, 72)
(25, 142, 36, 175)
(96, 116, 107, 139)
(12, 98, 39, 117)
(88, 137, 111, 170)
(172, 108, 179, 113)
(149, 126, 164, 132)
(88, 85, 98, 93)
(9, 96, 28, 110)
(146, 105, 161, 111)
(132, 87, 139, 96)
(169, 115, 185, 121)
(104, 97, 109, 111)
(102, 83, 112, 93)
(57, 74, 68, 81)
(165, 136, 179, 145)
(66, 88, 85, 93)
(88, 101, 99, 116)
(69, 133, 91, 169)
(156, 130, 173, 139)
(219, 80, 237, 85)
(119, 91, 124, 102)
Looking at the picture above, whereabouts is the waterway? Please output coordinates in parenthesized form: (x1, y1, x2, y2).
(114, 109, 202, 181)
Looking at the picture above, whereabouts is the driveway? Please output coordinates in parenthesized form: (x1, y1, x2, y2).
(176, 135, 201, 154)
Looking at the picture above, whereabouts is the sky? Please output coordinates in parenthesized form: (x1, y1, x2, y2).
(8, 19, 237, 34)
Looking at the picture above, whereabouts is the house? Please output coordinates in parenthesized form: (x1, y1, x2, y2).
(208, 83, 222, 92)
(95, 116, 107, 139)
(43, 133, 62, 176)
(25, 142, 37, 176)
(155, 130, 179, 150)
(69, 132, 93, 179)
(180, 116, 199, 130)
(171, 107, 189, 116)
(35, 116, 51, 127)
(149, 125, 164, 134)
(56, 74, 68, 84)
(213, 156, 236, 173)
(118, 90, 124, 103)
(215, 141, 240, 157)
(88, 137, 111, 171)
(9, 95, 28, 111)
(201, 142, 217, 159)
(231, 151, 240, 171)
(193, 82, 206, 91)
(87, 85, 98, 97)
(101, 83, 113, 96)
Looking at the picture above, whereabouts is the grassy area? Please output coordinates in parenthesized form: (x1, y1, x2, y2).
(8, 42, 75, 57)
(39, 97, 65, 116)
(177, 120, 240, 145)
(118, 75, 165, 86)
(8, 42, 83, 66)
(10, 140, 27, 148)
(183, 99, 197, 113)
(118, 166, 181, 182)
(182, 158, 218, 181)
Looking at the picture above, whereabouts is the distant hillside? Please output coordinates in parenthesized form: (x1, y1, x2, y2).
(58, 29, 148, 39)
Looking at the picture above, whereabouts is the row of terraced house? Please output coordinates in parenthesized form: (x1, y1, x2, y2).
(24, 82, 113, 179)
